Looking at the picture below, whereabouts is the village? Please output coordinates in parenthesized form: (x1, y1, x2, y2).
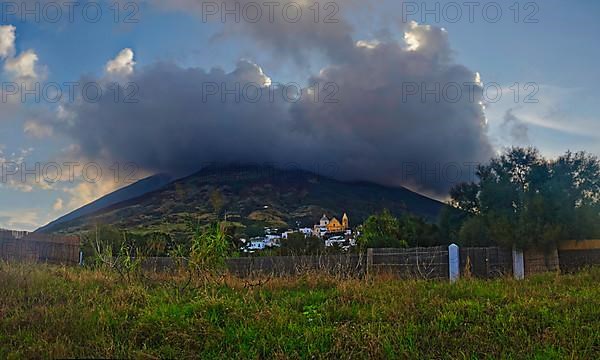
(240, 213, 358, 253)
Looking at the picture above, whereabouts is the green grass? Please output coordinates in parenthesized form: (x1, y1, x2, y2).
(0, 262, 599, 359)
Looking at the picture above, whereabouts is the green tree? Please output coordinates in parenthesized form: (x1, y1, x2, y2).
(358, 210, 444, 249)
(280, 233, 324, 255)
(457, 216, 491, 247)
(357, 209, 407, 249)
(449, 147, 600, 249)
(401, 215, 443, 247)
(439, 206, 469, 244)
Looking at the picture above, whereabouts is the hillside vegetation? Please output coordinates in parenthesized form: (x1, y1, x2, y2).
(40, 166, 444, 239)
(1, 262, 599, 359)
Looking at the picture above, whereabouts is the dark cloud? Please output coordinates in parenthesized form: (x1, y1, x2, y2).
(149, 0, 359, 65)
(53, 20, 493, 197)
(502, 108, 530, 144)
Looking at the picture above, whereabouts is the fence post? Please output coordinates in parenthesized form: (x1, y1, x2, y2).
(512, 247, 525, 280)
(448, 244, 460, 282)
(366, 248, 373, 279)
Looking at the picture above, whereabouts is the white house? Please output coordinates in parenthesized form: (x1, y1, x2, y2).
(325, 236, 346, 247)
(247, 240, 266, 250)
(264, 235, 281, 247)
(299, 228, 313, 236)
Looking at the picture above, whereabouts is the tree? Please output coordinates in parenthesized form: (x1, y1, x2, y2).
(357, 210, 407, 249)
(549, 151, 600, 239)
(457, 216, 491, 246)
(357, 210, 445, 249)
(449, 182, 480, 214)
(449, 147, 600, 249)
(439, 206, 469, 244)
(398, 214, 445, 247)
(280, 232, 324, 255)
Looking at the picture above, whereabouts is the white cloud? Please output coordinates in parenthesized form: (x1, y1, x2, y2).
(0, 209, 40, 231)
(0, 26, 43, 82)
(53, 198, 64, 211)
(356, 40, 380, 50)
(24, 120, 54, 138)
(64, 180, 123, 211)
(0, 25, 16, 59)
(403, 21, 449, 59)
(404, 27, 421, 51)
(105, 48, 136, 76)
(487, 85, 593, 136)
(4, 49, 39, 80)
(486, 84, 600, 157)
(4, 181, 34, 193)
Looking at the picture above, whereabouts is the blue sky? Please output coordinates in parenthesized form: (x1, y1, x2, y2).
(1, 0, 599, 230)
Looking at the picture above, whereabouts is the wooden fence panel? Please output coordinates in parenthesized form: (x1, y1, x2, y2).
(559, 249, 600, 273)
(524, 248, 560, 276)
(558, 240, 600, 273)
(0, 231, 79, 264)
(460, 247, 512, 278)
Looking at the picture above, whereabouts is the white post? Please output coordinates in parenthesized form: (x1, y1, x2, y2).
(512, 247, 524, 280)
(448, 244, 460, 283)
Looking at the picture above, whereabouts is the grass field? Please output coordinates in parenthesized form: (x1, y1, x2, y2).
(0, 262, 599, 359)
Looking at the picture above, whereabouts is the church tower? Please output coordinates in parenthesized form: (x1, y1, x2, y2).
(342, 213, 349, 230)
(319, 214, 329, 227)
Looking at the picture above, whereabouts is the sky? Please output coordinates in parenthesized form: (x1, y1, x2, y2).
(1, 0, 599, 230)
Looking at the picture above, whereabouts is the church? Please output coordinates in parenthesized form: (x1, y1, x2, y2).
(313, 213, 349, 237)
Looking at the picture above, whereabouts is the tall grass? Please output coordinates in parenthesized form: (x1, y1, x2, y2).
(0, 261, 599, 358)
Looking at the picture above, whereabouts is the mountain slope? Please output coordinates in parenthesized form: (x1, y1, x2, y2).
(37, 173, 173, 233)
(41, 166, 445, 236)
